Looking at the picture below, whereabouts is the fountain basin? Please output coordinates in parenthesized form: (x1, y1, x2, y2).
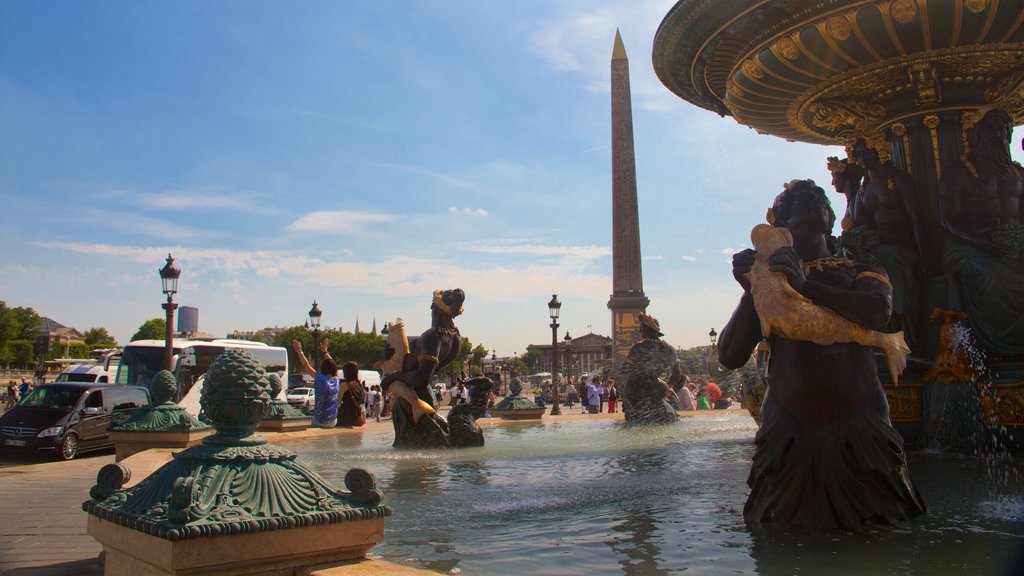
(284, 412, 1023, 576)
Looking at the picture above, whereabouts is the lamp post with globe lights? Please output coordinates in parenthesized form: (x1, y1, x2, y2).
(159, 254, 181, 371)
(548, 294, 562, 416)
(309, 301, 323, 367)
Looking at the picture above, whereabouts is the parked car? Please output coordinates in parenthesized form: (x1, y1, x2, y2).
(286, 387, 315, 411)
(0, 383, 150, 461)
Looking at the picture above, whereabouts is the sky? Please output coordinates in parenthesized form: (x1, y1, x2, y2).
(6, 0, 1008, 357)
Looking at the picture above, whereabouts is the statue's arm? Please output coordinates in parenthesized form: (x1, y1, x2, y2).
(719, 292, 762, 369)
(719, 248, 763, 367)
(800, 260, 893, 331)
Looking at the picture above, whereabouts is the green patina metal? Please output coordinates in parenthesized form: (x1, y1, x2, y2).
(83, 349, 390, 541)
(490, 377, 545, 419)
(108, 369, 211, 433)
(262, 373, 308, 421)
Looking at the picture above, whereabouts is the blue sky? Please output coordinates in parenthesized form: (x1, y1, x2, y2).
(6, 0, 1002, 356)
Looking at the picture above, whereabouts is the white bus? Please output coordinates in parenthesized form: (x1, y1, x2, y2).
(114, 339, 288, 417)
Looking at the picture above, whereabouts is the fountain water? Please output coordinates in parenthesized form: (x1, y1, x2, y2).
(286, 414, 1023, 575)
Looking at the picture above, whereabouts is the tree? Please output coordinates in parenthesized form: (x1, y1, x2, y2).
(522, 349, 543, 374)
(470, 344, 489, 374)
(0, 302, 41, 367)
(83, 327, 117, 349)
(272, 326, 313, 373)
(131, 318, 166, 342)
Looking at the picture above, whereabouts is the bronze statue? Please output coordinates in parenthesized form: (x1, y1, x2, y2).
(620, 313, 678, 425)
(446, 375, 492, 447)
(381, 288, 469, 449)
(833, 137, 927, 350)
(939, 107, 1024, 357)
(747, 222, 909, 385)
(720, 180, 925, 530)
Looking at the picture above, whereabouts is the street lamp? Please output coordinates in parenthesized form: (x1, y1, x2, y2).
(563, 331, 572, 384)
(309, 301, 323, 367)
(159, 254, 181, 371)
(709, 327, 718, 348)
(548, 294, 562, 416)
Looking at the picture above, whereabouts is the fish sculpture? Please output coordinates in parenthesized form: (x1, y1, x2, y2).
(746, 223, 909, 385)
(381, 318, 436, 424)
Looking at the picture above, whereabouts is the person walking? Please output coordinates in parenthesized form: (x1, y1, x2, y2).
(606, 379, 619, 413)
(586, 378, 601, 414)
(5, 380, 19, 409)
(292, 339, 339, 428)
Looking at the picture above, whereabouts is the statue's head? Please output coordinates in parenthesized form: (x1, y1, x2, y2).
(827, 156, 863, 197)
(965, 107, 1014, 174)
(965, 106, 1012, 149)
(639, 313, 663, 339)
(770, 180, 836, 236)
(432, 288, 465, 318)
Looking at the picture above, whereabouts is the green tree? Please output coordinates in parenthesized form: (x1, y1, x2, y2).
(470, 343, 489, 374)
(7, 340, 34, 368)
(272, 326, 313, 373)
(0, 302, 41, 366)
(131, 318, 166, 341)
(67, 342, 91, 358)
(522, 349, 543, 374)
(83, 327, 118, 348)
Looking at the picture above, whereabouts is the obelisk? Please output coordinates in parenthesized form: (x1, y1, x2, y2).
(607, 29, 649, 367)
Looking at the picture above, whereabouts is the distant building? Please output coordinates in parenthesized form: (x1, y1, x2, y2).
(228, 326, 286, 343)
(37, 317, 84, 358)
(178, 306, 200, 334)
(527, 332, 612, 379)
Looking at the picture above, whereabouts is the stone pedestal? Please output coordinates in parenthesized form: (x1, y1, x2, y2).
(88, 514, 384, 576)
(111, 429, 212, 461)
(258, 417, 311, 433)
(84, 350, 391, 576)
(489, 408, 545, 420)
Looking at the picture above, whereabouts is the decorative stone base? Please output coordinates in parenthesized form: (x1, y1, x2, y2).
(88, 514, 384, 576)
(111, 430, 212, 462)
(258, 418, 311, 433)
(489, 408, 545, 420)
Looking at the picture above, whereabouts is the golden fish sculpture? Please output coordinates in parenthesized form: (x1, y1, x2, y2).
(382, 317, 435, 423)
(746, 223, 910, 385)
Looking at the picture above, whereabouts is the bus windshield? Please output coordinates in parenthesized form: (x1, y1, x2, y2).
(176, 344, 287, 401)
(115, 346, 166, 388)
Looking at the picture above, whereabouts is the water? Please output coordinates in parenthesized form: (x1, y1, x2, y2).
(289, 414, 1024, 575)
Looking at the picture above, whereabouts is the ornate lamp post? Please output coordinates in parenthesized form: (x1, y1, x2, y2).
(159, 254, 180, 371)
(308, 301, 323, 367)
(563, 331, 573, 385)
(548, 294, 562, 416)
(709, 327, 718, 348)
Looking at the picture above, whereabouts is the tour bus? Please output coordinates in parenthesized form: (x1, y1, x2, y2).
(114, 338, 288, 417)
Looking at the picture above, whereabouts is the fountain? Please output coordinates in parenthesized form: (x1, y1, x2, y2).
(284, 414, 1023, 575)
(652, 0, 1024, 451)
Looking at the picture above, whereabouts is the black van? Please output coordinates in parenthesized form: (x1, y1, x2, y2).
(0, 383, 150, 460)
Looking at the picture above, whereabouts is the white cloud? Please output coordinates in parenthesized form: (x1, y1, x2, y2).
(448, 207, 488, 218)
(459, 240, 610, 260)
(287, 210, 398, 233)
(100, 188, 273, 214)
(682, 255, 697, 262)
(526, 1, 681, 112)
